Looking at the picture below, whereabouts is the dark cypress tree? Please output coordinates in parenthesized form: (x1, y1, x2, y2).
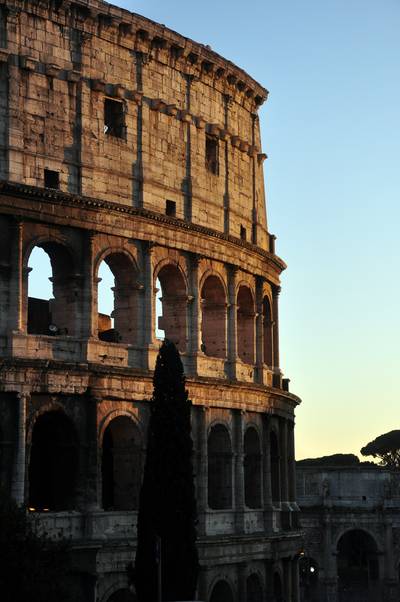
(134, 340, 199, 602)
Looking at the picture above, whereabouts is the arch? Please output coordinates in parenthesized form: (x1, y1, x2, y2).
(96, 250, 140, 344)
(201, 274, 227, 358)
(107, 589, 137, 602)
(208, 423, 232, 509)
(26, 239, 79, 336)
(337, 529, 379, 601)
(209, 579, 234, 602)
(273, 572, 283, 602)
(246, 573, 263, 602)
(102, 415, 143, 511)
(270, 429, 281, 504)
(244, 426, 262, 508)
(156, 262, 187, 352)
(237, 285, 255, 364)
(262, 295, 273, 366)
(28, 410, 79, 511)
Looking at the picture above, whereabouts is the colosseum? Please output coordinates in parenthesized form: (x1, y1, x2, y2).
(0, 0, 302, 600)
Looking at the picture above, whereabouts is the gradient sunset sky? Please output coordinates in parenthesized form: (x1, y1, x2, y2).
(29, 0, 400, 460)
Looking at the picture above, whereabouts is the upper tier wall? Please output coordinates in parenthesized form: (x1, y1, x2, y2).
(0, 0, 270, 250)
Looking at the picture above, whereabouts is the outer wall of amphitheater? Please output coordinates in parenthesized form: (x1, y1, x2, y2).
(0, 0, 302, 600)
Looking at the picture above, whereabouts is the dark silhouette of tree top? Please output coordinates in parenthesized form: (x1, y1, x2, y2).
(361, 430, 400, 469)
(297, 453, 360, 467)
(134, 339, 199, 602)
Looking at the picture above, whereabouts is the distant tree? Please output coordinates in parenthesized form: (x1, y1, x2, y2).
(297, 453, 360, 467)
(360, 430, 400, 469)
(133, 340, 199, 602)
(0, 489, 77, 602)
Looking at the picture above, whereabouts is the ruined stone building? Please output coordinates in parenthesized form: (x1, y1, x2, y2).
(0, 0, 302, 600)
(297, 462, 400, 602)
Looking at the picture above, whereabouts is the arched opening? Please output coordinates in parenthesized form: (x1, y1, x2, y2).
(28, 411, 79, 511)
(247, 573, 263, 602)
(237, 285, 255, 364)
(27, 243, 78, 336)
(102, 416, 143, 511)
(244, 427, 262, 508)
(273, 572, 283, 602)
(97, 253, 139, 344)
(156, 264, 187, 352)
(208, 424, 232, 510)
(262, 296, 273, 366)
(209, 580, 234, 602)
(107, 589, 137, 602)
(337, 529, 379, 601)
(299, 556, 319, 602)
(270, 430, 280, 505)
(201, 275, 227, 358)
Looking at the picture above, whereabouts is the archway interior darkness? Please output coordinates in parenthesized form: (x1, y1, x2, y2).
(201, 275, 227, 358)
(262, 296, 273, 366)
(28, 244, 77, 336)
(299, 556, 319, 602)
(107, 589, 137, 602)
(273, 572, 283, 602)
(208, 424, 232, 509)
(237, 286, 255, 364)
(97, 253, 139, 344)
(156, 264, 187, 352)
(337, 529, 379, 599)
(209, 580, 234, 602)
(247, 573, 263, 602)
(270, 431, 280, 504)
(102, 416, 142, 511)
(244, 427, 262, 508)
(28, 411, 78, 511)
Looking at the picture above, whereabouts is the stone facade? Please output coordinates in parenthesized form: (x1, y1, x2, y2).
(297, 464, 400, 602)
(0, 0, 302, 600)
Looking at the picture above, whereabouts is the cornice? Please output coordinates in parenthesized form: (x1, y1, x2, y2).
(0, 180, 287, 273)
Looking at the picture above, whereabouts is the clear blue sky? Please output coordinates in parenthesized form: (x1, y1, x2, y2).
(29, 0, 400, 460)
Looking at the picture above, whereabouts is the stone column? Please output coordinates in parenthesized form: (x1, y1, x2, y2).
(255, 276, 264, 384)
(141, 241, 156, 368)
(195, 405, 208, 536)
(237, 562, 247, 602)
(82, 230, 96, 338)
(283, 557, 293, 601)
(262, 414, 273, 531)
(11, 391, 29, 506)
(227, 265, 238, 380)
(323, 513, 338, 602)
(233, 409, 245, 532)
(292, 557, 300, 602)
(280, 419, 289, 505)
(86, 391, 100, 511)
(272, 285, 281, 386)
(288, 420, 300, 517)
(186, 253, 201, 377)
(384, 517, 397, 601)
(8, 220, 23, 333)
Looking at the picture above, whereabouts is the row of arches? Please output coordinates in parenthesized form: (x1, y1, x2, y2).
(209, 572, 282, 602)
(25, 408, 284, 513)
(208, 423, 281, 509)
(26, 242, 276, 366)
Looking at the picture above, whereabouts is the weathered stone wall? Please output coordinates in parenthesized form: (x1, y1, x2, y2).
(0, 0, 301, 600)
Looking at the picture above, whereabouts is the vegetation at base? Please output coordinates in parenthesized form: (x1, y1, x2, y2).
(361, 430, 400, 469)
(133, 340, 199, 602)
(0, 489, 78, 602)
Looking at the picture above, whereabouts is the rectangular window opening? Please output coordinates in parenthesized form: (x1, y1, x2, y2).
(205, 134, 219, 175)
(240, 225, 247, 241)
(166, 200, 176, 217)
(104, 98, 125, 138)
(44, 169, 60, 190)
